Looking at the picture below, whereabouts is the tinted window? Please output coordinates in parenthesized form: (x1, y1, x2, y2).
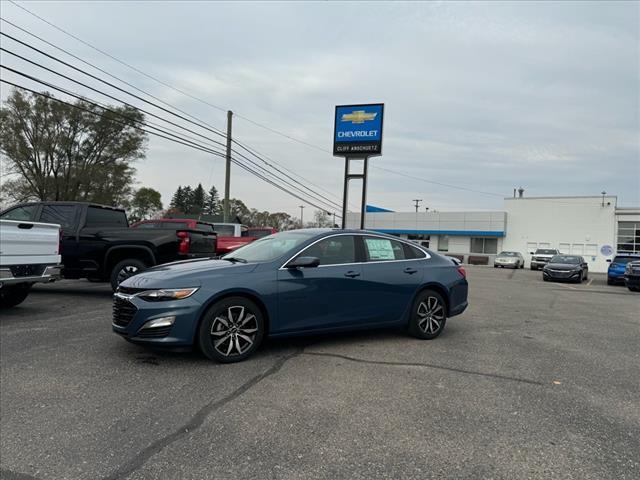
(300, 235, 356, 265)
(134, 222, 190, 229)
(536, 249, 558, 255)
(550, 255, 581, 264)
(85, 207, 128, 227)
(364, 237, 406, 261)
(40, 205, 77, 231)
(471, 237, 498, 254)
(612, 256, 639, 265)
(403, 243, 427, 259)
(1, 205, 37, 221)
(196, 223, 215, 233)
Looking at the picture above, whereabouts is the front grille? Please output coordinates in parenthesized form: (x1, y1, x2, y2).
(117, 286, 147, 295)
(113, 297, 137, 327)
(547, 269, 573, 277)
(10, 264, 46, 278)
(136, 326, 172, 338)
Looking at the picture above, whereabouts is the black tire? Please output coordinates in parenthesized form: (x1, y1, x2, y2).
(0, 284, 31, 308)
(198, 297, 265, 363)
(607, 278, 614, 286)
(543, 277, 549, 281)
(494, 265, 498, 268)
(408, 289, 447, 340)
(576, 272, 583, 284)
(110, 259, 147, 291)
(531, 266, 537, 271)
(520, 263, 524, 269)
(628, 286, 640, 292)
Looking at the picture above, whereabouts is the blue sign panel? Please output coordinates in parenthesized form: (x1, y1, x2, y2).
(333, 103, 384, 157)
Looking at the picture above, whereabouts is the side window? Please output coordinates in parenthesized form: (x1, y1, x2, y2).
(403, 243, 427, 259)
(1, 205, 37, 221)
(364, 237, 407, 261)
(298, 236, 355, 266)
(40, 205, 78, 232)
(85, 206, 128, 227)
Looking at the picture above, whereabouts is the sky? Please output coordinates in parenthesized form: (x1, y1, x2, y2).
(0, 0, 638, 218)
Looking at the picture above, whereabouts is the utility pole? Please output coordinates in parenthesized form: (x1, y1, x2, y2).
(299, 205, 305, 228)
(413, 199, 422, 212)
(223, 110, 233, 223)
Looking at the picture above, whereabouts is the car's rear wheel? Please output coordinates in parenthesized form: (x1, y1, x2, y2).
(607, 278, 614, 286)
(198, 297, 265, 363)
(628, 286, 640, 292)
(531, 266, 537, 271)
(0, 283, 31, 308)
(408, 290, 447, 340)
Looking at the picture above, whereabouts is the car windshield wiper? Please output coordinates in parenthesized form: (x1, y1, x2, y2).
(221, 257, 247, 263)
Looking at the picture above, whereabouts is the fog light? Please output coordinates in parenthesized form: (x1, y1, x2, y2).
(141, 316, 175, 330)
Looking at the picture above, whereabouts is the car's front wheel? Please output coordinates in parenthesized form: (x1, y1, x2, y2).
(408, 290, 447, 340)
(198, 297, 265, 363)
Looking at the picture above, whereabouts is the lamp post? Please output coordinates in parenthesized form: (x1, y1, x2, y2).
(299, 205, 305, 228)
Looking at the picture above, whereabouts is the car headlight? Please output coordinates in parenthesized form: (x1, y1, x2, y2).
(137, 288, 199, 302)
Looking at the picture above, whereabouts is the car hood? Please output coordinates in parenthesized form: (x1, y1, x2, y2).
(121, 258, 258, 289)
(545, 263, 581, 270)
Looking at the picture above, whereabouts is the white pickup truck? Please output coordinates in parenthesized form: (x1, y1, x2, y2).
(0, 219, 62, 308)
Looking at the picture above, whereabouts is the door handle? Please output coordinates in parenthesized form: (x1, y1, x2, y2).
(404, 267, 418, 274)
(344, 271, 360, 278)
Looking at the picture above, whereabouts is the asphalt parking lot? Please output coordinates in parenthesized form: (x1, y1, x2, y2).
(1, 266, 638, 480)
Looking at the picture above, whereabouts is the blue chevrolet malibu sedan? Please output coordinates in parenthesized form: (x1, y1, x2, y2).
(113, 229, 468, 363)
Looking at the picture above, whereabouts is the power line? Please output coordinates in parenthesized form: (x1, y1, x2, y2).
(5, 1, 332, 154)
(0, 76, 342, 216)
(0, 31, 343, 211)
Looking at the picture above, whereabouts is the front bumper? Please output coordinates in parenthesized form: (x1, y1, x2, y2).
(111, 293, 203, 346)
(531, 260, 550, 268)
(0, 264, 62, 287)
(494, 260, 517, 268)
(543, 269, 581, 281)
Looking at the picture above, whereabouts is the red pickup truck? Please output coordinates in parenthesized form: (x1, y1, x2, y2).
(212, 224, 277, 255)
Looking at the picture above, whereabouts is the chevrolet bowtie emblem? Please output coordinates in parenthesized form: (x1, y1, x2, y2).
(341, 110, 377, 124)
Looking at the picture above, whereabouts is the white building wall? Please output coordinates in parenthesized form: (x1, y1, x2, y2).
(502, 196, 617, 272)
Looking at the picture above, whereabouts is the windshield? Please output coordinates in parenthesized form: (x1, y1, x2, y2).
(498, 251, 518, 256)
(612, 256, 639, 265)
(536, 249, 557, 255)
(550, 255, 581, 264)
(244, 229, 273, 239)
(222, 231, 317, 263)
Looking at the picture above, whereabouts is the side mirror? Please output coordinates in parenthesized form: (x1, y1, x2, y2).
(529, 252, 534, 255)
(606, 259, 611, 263)
(286, 256, 320, 269)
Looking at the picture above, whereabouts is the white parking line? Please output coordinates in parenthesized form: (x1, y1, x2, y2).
(587, 278, 593, 287)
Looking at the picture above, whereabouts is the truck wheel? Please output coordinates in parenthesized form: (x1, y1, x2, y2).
(110, 259, 147, 291)
(0, 284, 31, 308)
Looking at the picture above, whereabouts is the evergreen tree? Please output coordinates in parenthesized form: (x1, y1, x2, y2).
(182, 186, 194, 213)
(169, 186, 185, 212)
(191, 183, 206, 215)
(204, 185, 221, 215)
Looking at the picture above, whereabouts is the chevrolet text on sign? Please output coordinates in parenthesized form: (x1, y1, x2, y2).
(333, 103, 384, 157)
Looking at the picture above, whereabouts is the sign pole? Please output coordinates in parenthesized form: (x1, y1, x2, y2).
(341, 157, 349, 229)
(360, 157, 369, 230)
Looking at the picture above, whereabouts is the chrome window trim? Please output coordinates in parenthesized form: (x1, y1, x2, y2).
(278, 232, 431, 270)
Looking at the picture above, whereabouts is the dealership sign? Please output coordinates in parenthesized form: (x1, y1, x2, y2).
(333, 103, 384, 157)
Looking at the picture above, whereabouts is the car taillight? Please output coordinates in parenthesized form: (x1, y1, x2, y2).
(177, 231, 190, 254)
(457, 266, 466, 278)
(58, 228, 62, 254)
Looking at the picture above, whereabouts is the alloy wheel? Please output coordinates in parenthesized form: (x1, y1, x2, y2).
(117, 265, 139, 284)
(417, 296, 445, 334)
(210, 306, 259, 357)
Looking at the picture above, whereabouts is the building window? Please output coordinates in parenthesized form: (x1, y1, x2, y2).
(470, 237, 497, 254)
(617, 221, 640, 253)
(438, 235, 449, 252)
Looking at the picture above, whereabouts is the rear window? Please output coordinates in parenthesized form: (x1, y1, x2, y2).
(213, 224, 236, 236)
(85, 206, 128, 227)
(196, 223, 215, 233)
(612, 256, 639, 264)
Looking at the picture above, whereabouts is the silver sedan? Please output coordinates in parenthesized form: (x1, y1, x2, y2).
(494, 251, 524, 269)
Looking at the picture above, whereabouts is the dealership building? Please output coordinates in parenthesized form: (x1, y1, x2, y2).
(346, 195, 640, 273)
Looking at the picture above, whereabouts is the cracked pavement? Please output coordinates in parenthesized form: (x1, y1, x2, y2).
(1, 267, 638, 479)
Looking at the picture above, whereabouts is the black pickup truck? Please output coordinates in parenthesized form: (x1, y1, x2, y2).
(0, 202, 217, 290)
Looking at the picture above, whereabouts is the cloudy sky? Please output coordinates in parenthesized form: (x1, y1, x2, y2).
(1, 1, 638, 217)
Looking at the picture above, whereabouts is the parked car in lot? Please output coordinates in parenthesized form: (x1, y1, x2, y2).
(530, 248, 561, 270)
(542, 255, 588, 283)
(0, 219, 61, 307)
(606, 253, 640, 285)
(112, 229, 469, 363)
(494, 251, 524, 269)
(624, 260, 640, 292)
(0, 202, 217, 291)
